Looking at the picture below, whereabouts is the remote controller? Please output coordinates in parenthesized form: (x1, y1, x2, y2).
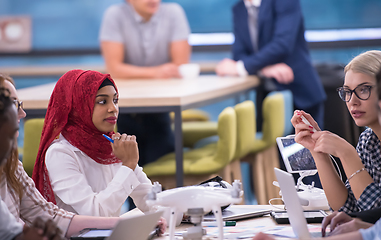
(300, 115, 316, 132)
(296, 184, 330, 210)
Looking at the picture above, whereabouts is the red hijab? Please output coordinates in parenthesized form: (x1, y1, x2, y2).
(32, 70, 121, 204)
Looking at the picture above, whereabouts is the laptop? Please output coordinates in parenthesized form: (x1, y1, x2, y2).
(202, 205, 271, 221)
(274, 168, 322, 239)
(70, 211, 163, 240)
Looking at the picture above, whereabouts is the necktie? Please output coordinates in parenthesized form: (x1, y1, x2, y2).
(247, 5, 259, 52)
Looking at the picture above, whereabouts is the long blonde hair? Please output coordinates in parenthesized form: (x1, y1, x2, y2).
(0, 73, 23, 201)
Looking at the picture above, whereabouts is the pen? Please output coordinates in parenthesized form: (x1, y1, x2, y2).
(147, 226, 161, 240)
(102, 134, 114, 143)
(201, 221, 236, 227)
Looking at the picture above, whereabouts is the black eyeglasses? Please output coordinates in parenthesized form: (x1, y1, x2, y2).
(336, 85, 374, 102)
(13, 99, 23, 111)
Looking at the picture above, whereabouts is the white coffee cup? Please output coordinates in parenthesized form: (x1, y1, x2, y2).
(179, 63, 200, 79)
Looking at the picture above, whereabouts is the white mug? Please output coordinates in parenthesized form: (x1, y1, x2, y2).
(179, 63, 200, 79)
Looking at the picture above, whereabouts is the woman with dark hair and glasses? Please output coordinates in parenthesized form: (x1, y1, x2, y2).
(290, 50, 381, 214)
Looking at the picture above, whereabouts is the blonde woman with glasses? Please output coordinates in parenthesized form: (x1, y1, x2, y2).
(291, 50, 381, 214)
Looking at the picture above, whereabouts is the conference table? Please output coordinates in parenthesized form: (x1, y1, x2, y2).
(17, 75, 260, 186)
(149, 204, 323, 240)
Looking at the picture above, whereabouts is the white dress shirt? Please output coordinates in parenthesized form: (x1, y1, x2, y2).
(236, 0, 263, 76)
(45, 134, 152, 217)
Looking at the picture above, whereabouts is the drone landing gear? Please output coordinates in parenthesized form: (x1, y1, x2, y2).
(182, 208, 206, 240)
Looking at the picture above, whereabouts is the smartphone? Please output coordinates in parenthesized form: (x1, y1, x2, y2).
(270, 210, 327, 224)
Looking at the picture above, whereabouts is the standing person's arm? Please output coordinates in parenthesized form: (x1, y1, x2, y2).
(170, 40, 190, 65)
(217, 0, 298, 82)
(101, 41, 178, 79)
(100, 38, 190, 79)
(238, 0, 302, 73)
(99, 6, 179, 79)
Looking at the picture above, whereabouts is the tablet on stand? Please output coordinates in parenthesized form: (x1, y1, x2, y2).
(276, 135, 317, 189)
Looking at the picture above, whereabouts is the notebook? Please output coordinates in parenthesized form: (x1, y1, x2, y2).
(70, 211, 163, 240)
(274, 168, 322, 239)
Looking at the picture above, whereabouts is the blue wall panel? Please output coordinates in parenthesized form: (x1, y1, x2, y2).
(1, 0, 380, 50)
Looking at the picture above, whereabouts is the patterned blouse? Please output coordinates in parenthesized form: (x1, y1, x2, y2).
(340, 128, 381, 213)
(0, 161, 75, 237)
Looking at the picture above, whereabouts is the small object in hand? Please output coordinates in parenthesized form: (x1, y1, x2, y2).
(147, 226, 161, 240)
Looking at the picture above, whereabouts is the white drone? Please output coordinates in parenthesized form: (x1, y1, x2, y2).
(146, 180, 243, 240)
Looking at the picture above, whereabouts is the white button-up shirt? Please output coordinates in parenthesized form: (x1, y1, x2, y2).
(45, 134, 152, 217)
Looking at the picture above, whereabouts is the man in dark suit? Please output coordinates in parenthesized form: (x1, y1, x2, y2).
(216, 0, 326, 128)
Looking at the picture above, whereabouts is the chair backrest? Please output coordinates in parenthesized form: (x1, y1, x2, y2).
(186, 106, 237, 174)
(234, 100, 256, 159)
(23, 118, 44, 177)
(213, 106, 237, 165)
(261, 92, 285, 145)
(267, 90, 293, 136)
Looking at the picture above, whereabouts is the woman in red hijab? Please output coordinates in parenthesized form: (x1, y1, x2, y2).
(33, 70, 153, 217)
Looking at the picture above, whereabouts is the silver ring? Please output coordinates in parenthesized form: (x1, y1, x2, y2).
(114, 136, 121, 140)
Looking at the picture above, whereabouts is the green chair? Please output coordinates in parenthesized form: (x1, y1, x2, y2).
(233, 100, 257, 204)
(247, 91, 288, 205)
(170, 109, 211, 122)
(234, 100, 256, 160)
(22, 118, 44, 177)
(181, 121, 218, 148)
(143, 107, 237, 190)
(169, 109, 218, 148)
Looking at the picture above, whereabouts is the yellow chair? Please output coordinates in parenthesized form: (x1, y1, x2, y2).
(233, 100, 256, 204)
(170, 109, 218, 148)
(181, 121, 218, 148)
(244, 91, 288, 205)
(234, 100, 256, 160)
(22, 118, 44, 177)
(170, 109, 211, 122)
(143, 107, 237, 190)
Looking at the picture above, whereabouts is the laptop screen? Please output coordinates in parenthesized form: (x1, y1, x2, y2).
(274, 168, 311, 239)
(71, 211, 163, 240)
